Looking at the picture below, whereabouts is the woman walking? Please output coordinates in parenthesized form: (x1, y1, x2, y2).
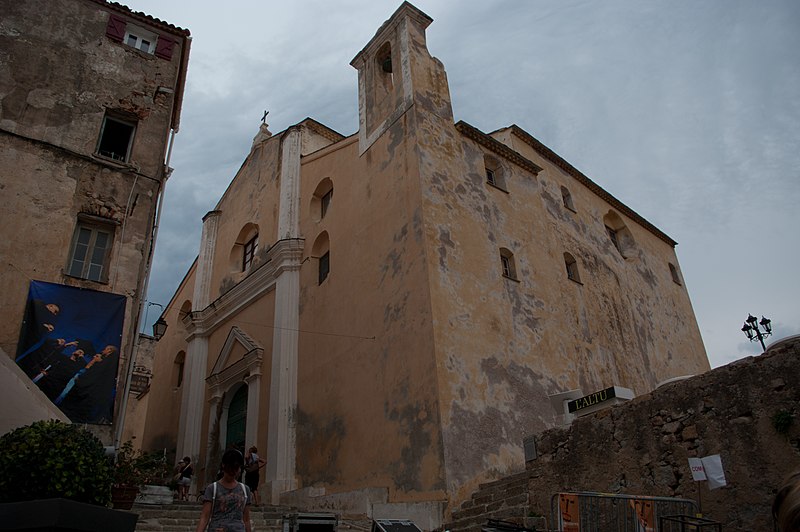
(195, 449, 252, 532)
(244, 446, 266, 506)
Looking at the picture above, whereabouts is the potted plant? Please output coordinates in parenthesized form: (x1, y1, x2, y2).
(134, 448, 174, 505)
(0, 420, 137, 531)
(111, 440, 148, 509)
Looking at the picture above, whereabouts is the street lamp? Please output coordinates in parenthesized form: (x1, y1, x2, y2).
(152, 316, 168, 340)
(143, 302, 167, 340)
(741, 314, 772, 351)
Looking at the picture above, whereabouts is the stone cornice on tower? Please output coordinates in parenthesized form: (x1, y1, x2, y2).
(455, 121, 543, 177)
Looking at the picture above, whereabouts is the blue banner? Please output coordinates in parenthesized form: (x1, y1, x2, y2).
(16, 280, 126, 424)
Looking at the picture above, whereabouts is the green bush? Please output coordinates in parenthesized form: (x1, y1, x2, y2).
(0, 420, 113, 505)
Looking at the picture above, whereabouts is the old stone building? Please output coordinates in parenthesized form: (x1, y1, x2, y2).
(142, 2, 708, 526)
(0, 0, 189, 444)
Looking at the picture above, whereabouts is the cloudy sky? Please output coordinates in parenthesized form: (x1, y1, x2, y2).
(124, 0, 799, 369)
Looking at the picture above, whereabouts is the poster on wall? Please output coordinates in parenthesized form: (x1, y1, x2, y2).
(15, 280, 126, 425)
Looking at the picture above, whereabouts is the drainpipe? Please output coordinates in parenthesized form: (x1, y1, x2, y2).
(114, 127, 176, 449)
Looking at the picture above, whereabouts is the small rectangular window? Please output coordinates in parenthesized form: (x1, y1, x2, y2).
(319, 252, 330, 285)
(123, 24, 158, 55)
(67, 221, 114, 282)
(97, 114, 136, 162)
(486, 167, 496, 186)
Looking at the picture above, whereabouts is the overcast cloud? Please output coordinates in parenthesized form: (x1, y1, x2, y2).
(124, 0, 800, 368)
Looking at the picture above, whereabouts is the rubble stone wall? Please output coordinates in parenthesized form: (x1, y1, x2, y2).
(522, 338, 799, 531)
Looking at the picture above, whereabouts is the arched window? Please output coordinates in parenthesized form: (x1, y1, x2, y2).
(561, 186, 575, 212)
(178, 299, 192, 321)
(229, 223, 260, 273)
(499, 247, 517, 280)
(311, 178, 334, 222)
(564, 252, 581, 283)
(312, 232, 330, 285)
(376, 42, 393, 88)
(669, 263, 682, 285)
(484, 154, 507, 191)
(603, 211, 635, 258)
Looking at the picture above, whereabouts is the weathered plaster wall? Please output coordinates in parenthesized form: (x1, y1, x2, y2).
(404, 11, 709, 510)
(296, 115, 446, 502)
(0, 0, 187, 443)
(0, 0, 183, 177)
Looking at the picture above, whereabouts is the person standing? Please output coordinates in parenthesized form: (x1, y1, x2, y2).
(244, 446, 266, 506)
(177, 456, 193, 501)
(195, 449, 252, 532)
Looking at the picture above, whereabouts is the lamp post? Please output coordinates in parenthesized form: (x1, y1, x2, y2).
(741, 314, 772, 351)
(143, 301, 167, 339)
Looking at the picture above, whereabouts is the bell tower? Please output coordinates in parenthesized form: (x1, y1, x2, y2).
(350, 2, 452, 155)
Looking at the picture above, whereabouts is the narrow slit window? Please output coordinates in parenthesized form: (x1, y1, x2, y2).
(321, 189, 333, 219)
(561, 186, 575, 212)
(319, 251, 330, 285)
(500, 248, 517, 280)
(565, 253, 581, 283)
(606, 226, 620, 253)
(669, 263, 682, 285)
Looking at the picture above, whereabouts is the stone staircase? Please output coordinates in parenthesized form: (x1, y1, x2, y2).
(132, 501, 292, 531)
(444, 471, 544, 532)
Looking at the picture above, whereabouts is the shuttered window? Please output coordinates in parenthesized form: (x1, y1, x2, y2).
(105, 14, 126, 42)
(105, 13, 175, 60)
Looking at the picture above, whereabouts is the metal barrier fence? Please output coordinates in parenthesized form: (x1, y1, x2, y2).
(550, 492, 700, 532)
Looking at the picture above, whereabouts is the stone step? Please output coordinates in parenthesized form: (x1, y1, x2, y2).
(446, 504, 531, 532)
(131, 502, 293, 532)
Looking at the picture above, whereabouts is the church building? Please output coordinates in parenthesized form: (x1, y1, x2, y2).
(142, 2, 708, 526)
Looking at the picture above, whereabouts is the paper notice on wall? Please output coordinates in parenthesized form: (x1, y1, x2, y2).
(701, 454, 727, 490)
(689, 455, 727, 489)
(687, 457, 707, 481)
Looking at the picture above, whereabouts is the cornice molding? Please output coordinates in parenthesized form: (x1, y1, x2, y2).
(183, 238, 305, 338)
(507, 124, 676, 246)
(455, 121, 543, 177)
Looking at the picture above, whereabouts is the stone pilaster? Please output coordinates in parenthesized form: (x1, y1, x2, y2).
(278, 128, 301, 240)
(177, 210, 220, 472)
(265, 128, 303, 503)
(244, 370, 261, 448)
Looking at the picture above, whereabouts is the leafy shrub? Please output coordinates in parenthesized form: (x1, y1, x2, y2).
(0, 420, 112, 506)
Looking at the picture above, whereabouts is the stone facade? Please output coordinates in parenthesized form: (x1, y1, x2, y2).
(0, 0, 189, 442)
(446, 339, 800, 532)
(142, 2, 708, 526)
